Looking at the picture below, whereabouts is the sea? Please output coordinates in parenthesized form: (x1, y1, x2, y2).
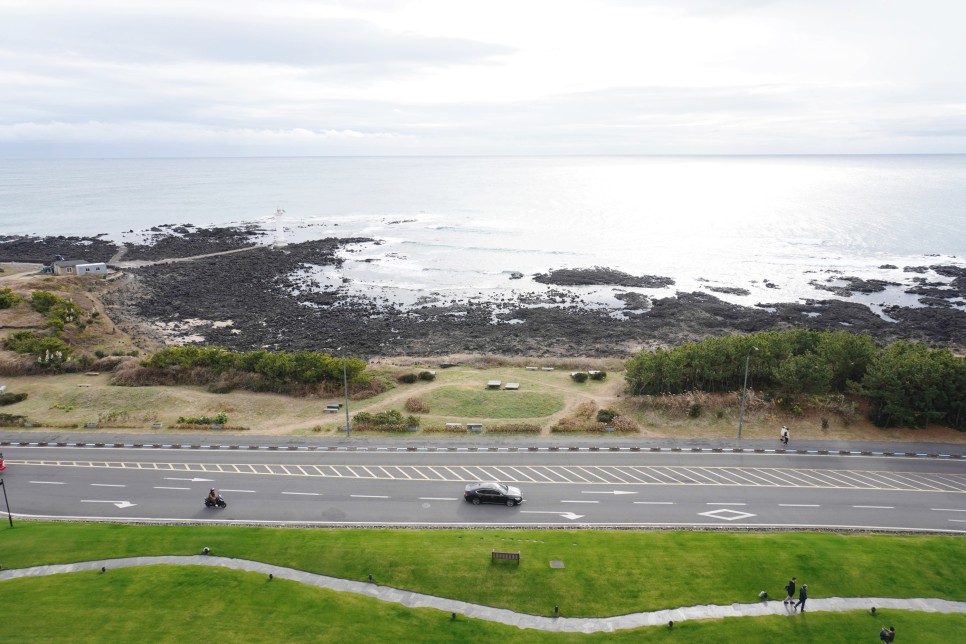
(1, 155, 964, 317)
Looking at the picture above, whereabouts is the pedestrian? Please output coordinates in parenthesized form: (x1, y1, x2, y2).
(794, 584, 807, 612)
(783, 576, 797, 605)
(880, 625, 896, 642)
(780, 426, 790, 446)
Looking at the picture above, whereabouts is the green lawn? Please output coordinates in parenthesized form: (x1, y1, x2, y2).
(421, 385, 563, 418)
(1, 565, 962, 643)
(2, 523, 964, 618)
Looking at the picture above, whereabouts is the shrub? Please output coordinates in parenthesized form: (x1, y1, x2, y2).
(0, 287, 22, 309)
(418, 371, 436, 381)
(589, 370, 607, 381)
(571, 371, 589, 383)
(397, 373, 418, 384)
(405, 397, 430, 413)
(0, 392, 28, 406)
(688, 403, 703, 418)
(406, 415, 420, 428)
(176, 412, 228, 425)
(94, 350, 107, 358)
(596, 409, 618, 423)
(610, 415, 640, 432)
(484, 423, 541, 434)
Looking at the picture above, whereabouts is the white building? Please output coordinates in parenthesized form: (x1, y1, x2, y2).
(51, 260, 108, 276)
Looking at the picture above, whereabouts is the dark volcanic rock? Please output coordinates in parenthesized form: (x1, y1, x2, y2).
(123, 224, 266, 260)
(534, 266, 674, 288)
(706, 286, 751, 296)
(0, 235, 118, 264)
(810, 276, 900, 297)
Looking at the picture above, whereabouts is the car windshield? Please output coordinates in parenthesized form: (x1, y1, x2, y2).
(494, 483, 509, 493)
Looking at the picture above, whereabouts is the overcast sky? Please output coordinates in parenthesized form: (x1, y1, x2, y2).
(1, 0, 965, 158)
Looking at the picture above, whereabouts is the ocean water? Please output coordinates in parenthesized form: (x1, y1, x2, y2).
(1, 155, 964, 315)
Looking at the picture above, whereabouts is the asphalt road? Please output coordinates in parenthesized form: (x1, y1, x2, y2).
(3, 437, 965, 532)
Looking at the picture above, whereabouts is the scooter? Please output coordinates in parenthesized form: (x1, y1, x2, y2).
(204, 495, 227, 508)
(0, 452, 6, 472)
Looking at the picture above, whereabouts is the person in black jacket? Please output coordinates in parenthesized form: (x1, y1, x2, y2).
(783, 576, 797, 605)
(794, 584, 808, 612)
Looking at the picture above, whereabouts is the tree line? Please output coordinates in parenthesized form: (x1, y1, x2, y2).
(624, 330, 965, 429)
(144, 346, 366, 387)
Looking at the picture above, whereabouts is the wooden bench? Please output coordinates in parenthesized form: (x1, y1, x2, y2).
(491, 550, 520, 563)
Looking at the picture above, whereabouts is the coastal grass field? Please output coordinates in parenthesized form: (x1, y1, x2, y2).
(3, 363, 965, 442)
(1, 523, 965, 641)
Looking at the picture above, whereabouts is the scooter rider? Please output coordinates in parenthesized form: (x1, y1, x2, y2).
(207, 487, 218, 503)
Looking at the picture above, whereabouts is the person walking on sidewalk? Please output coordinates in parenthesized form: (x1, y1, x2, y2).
(780, 426, 790, 446)
(794, 584, 808, 612)
(783, 576, 797, 605)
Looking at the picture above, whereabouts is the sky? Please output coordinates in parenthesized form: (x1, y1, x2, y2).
(1, 0, 965, 158)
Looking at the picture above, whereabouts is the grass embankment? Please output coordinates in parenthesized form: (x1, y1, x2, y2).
(2, 523, 964, 641)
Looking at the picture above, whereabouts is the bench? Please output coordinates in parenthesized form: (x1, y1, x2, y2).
(504, 382, 519, 390)
(492, 550, 520, 563)
(486, 380, 502, 389)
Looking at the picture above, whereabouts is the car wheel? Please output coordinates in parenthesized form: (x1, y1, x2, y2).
(506, 499, 514, 507)
(472, 497, 481, 505)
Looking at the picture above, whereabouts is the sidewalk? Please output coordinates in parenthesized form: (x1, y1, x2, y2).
(2, 556, 965, 633)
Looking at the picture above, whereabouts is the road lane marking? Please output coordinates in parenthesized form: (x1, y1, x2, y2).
(634, 501, 674, 504)
(221, 489, 256, 493)
(707, 502, 747, 506)
(520, 511, 584, 520)
(81, 499, 137, 508)
(282, 492, 320, 496)
(30, 481, 64, 484)
(581, 490, 637, 495)
(561, 500, 598, 504)
(779, 504, 820, 507)
(852, 505, 895, 509)
(931, 508, 966, 512)
(351, 494, 389, 499)
(91, 483, 125, 487)
(419, 497, 458, 501)
(155, 486, 190, 490)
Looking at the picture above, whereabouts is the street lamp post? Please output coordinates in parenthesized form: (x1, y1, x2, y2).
(737, 346, 759, 442)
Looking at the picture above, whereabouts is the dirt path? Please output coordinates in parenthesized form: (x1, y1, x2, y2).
(111, 243, 269, 268)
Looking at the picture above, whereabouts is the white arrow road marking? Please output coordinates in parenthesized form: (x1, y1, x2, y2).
(81, 500, 137, 509)
(520, 511, 585, 520)
(581, 490, 637, 495)
(164, 477, 214, 482)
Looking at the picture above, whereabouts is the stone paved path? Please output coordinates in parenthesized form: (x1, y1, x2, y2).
(3, 556, 965, 633)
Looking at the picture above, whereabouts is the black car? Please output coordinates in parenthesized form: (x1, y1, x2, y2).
(464, 481, 523, 506)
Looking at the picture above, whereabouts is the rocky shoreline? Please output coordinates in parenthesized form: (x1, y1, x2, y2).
(3, 229, 965, 357)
